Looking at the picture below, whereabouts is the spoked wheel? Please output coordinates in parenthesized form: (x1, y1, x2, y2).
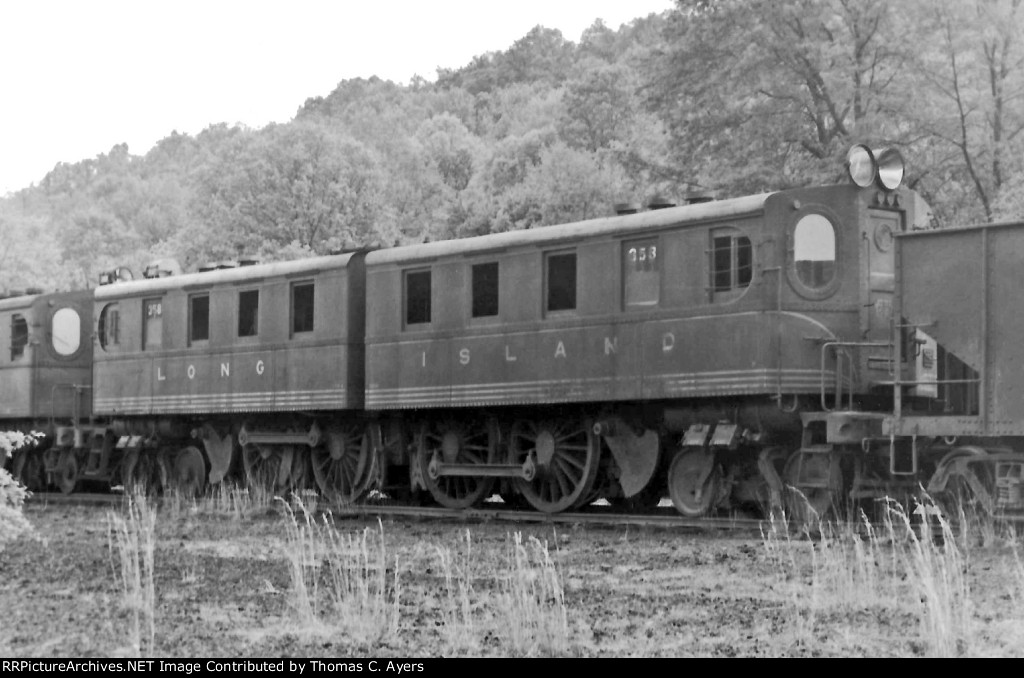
(783, 451, 843, 525)
(122, 450, 167, 495)
(171, 446, 208, 498)
(12, 449, 45, 492)
(668, 449, 721, 517)
(510, 418, 601, 513)
(242, 443, 300, 494)
(416, 420, 496, 509)
(56, 450, 80, 495)
(312, 424, 376, 506)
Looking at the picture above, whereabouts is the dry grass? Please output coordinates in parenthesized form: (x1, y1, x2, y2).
(498, 532, 570, 656)
(107, 493, 157, 656)
(434, 530, 477, 655)
(762, 495, 983, 657)
(281, 498, 401, 645)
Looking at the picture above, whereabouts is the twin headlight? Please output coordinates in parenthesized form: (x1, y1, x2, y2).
(846, 144, 905, 191)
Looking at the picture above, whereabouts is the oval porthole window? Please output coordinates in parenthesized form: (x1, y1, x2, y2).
(51, 307, 81, 356)
(793, 214, 836, 289)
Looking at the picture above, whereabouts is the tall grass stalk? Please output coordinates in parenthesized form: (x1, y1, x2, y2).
(435, 530, 476, 655)
(499, 532, 569, 656)
(107, 493, 157, 655)
(281, 499, 400, 644)
(762, 496, 973, 657)
(882, 499, 971, 657)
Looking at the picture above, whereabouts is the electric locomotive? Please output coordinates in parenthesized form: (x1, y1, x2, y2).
(86, 254, 367, 499)
(15, 145, 987, 521)
(360, 145, 930, 517)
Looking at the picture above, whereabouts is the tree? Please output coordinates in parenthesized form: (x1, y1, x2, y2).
(1, 431, 40, 552)
(648, 0, 912, 193)
(560, 58, 641, 153)
(188, 121, 392, 265)
(908, 0, 1024, 223)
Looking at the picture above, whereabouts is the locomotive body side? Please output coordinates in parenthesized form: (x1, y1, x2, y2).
(88, 253, 366, 492)
(365, 191, 845, 411)
(361, 183, 919, 515)
(93, 254, 365, 415)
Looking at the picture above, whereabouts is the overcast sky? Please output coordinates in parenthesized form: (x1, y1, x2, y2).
(0, 0, 674, 195)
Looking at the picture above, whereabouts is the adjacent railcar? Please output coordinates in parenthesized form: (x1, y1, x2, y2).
(0, 289, 94, 491)
(363, 177, 926, 515)
(882, 220, 1024, 515)
(89, 254, 366, 497)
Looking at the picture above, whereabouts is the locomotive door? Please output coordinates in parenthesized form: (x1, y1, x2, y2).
(862, 208, 902, 376)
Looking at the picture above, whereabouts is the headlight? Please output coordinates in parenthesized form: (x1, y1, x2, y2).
(874, 147, 905, 190)
(846, 144, 905, 191)
(846, 144, 876, 188)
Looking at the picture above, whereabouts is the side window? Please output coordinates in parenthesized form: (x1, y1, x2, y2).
(10, 314, 28, 361)
(98, 303, 120, 351)
(143, 298, 163, 350)
(793, 214, 837, 289)
(238, 289, 259, 337)
(405, 269, 432, 326)
(51, 307, 81, 357)
(189, 294, 210, 345)
(624, 238, 660, 308)
(291, 282, 315, 335)
(471, 262, 499, 318)
(546, 251, 577, 313)
(710, 230, 753, 295)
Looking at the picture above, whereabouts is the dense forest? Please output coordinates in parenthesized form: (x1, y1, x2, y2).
(1, 0, 1022, 292)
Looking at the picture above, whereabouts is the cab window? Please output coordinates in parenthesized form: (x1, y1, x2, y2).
(546, 251, 577, 313)
(98, 303, 120, 351)
(189, 294, 210, 345)
(10, 314, 27, 360)
(143, 298, 163, 350)
(471, 262, 499, 318)
(710, 230, 753, 295)
(405, 270, 431, 326)
(238, 290, 259, 337)
(624, 238, 660, 308)
(51, 307, 81, 356)
(291, 282, 315, 335)
(793, 214, 836, 289)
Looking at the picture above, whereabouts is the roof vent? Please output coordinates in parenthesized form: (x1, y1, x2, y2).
(238, 256, 260, 267)
(216, 260, 238, 270)
(143, 258, 182, 279)
(684, 191, 715, 205)
(98, 267, 134, 286)
(647, 195, 676, 210)
(198, 263, 218, 273)
(614, 202, 641, 216)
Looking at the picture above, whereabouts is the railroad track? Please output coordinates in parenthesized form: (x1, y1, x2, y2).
(21, 491, 891, 535)
(27, 491, 770, 531)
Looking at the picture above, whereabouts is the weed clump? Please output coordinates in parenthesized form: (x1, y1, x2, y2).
(762, 496, 973, 657)
(281, 499, 401, 645)
(107, 493, 158, 656)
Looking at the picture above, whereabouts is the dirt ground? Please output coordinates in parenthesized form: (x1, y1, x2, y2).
(2, 498, 1023, 658)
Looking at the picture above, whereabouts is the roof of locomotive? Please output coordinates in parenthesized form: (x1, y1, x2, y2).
(365, 192, 775, 266)
(0, 288, 91, 313)
(94, 252, 359, 299)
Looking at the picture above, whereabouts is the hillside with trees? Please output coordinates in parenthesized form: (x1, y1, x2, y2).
(1, 0, 1022, 292)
